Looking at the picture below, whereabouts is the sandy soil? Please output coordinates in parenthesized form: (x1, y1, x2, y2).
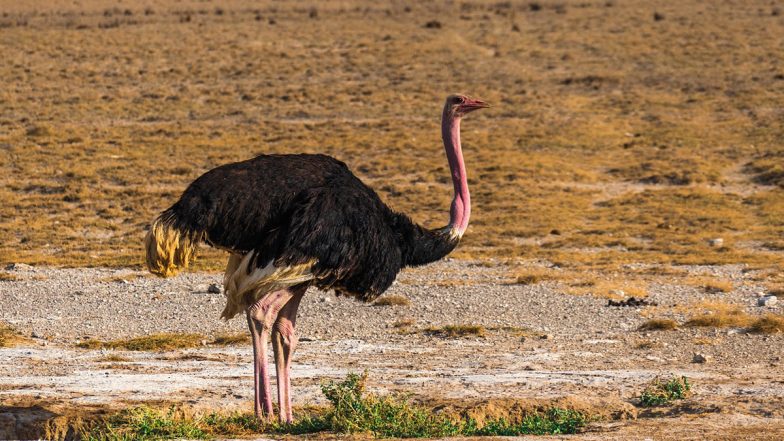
(1, 261, 783, 440)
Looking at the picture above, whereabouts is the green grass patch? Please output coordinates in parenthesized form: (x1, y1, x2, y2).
(639, 376, 691, 407)
(83, 373, 590, 439)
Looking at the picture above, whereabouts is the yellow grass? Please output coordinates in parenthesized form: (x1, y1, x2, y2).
(0, 323, 32, 347)
(424, 325, 486, 338)
(373, 295, 411, 307)
(686, 277, 734, 294)
(0, 0, 782, 279)
(77, 333, 203, 351)
(638, 319, 678, 331)
(392, 318, 416, 328)
(79, 333, 253, 350)
(99, 354, 133, 362)
(0, 272, 18, 281)
(212, 333, 250, 345)
(685, 302, 753, 329)
(565, 277, 648, 300)
(748, 314, 784, 334)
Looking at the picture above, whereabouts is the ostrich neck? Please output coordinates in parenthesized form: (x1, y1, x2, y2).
(441, 110, 470, 238)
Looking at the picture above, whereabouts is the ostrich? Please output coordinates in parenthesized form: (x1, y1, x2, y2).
(144, 94, 488, 423)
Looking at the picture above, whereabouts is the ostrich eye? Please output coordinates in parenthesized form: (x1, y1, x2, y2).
(455, 97, 465, 104)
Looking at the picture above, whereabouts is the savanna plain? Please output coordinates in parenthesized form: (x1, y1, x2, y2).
(1, 0, 783, 439)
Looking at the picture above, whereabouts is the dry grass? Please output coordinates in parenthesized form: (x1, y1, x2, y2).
(684, 302, 753, 329)
(392, 318, 416, 329)
(634, 340, 663, 350)
(748, 314, 784, 334)
(98, 354, 133, 362)
(77, 333, 203, 351)
(686, 277, 734, 294)
(638, 319, 678, 331)
(0, 0, 782, 279)
(373, 295, 411, 307)
(0, 272, 18, 281)
(212, 333, 250, 345)
(98, 273, 150, 284)
(424, 325, 486, 338)
(692, 337, 720, 346)
(79, 333, 253, 350)
(0, 323, 32, 347)
(564, 277, 648, 300)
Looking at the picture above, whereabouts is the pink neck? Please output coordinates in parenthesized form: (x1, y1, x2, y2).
(441, 108, 470, 237)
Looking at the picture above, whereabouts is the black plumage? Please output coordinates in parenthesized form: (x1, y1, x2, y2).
(158, 153, 458, 301)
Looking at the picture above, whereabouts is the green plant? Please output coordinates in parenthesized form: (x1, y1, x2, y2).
(82, 373, 590, 439)
(639, 376, 691, 407)
(83, 406, 206, 441)
(470, 408, 588, 436)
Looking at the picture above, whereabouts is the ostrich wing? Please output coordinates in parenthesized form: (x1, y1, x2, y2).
(272, 185, 403, 302)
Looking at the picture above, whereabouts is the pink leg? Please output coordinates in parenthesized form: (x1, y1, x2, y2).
(272, 285, 306, 423)
(246, 289, 294, 421)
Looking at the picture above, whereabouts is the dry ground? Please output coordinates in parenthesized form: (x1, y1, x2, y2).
(1, 0, 784, 439)
(0, 261, 783, 440)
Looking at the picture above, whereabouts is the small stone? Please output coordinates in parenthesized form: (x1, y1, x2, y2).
(31, 331, 42, 339)
(320, 296, 331, 303)
(758, 295, 778, 307)
(708, 238, 724, 247)
(692, 352, 709, 363)
(540, 334, 553, 340)
(207, 283, 221, 294)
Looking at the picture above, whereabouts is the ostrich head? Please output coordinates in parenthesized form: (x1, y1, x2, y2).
(446, 94, 490, 118)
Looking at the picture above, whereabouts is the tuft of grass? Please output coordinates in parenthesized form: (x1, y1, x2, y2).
(634, 340, 663, 350)
(83, 406, 207, 440)
(638, 319, 678, 331)
(0, 323, 32, 347)
(748, 314, 784, 334)
(99, 354, 132, 362)
(0, 272, 18, 281)
(211, 333, 249, 345)
(424, 324, 486, 338)
(687, 277, 733, 294)
(83, 373, 590, 439)
(77, 333, 203, 351)
(639, 376, 691, 407)
(513, 271, 553, 285)
(685, 303, 753, 328)
(393, 318, 416, 328)
(373, 295, 411, 307)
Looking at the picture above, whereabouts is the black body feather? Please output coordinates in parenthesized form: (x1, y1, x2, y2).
(160, 154, 459, 301)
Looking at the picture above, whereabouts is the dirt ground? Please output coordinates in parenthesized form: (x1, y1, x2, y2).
(1, 0, 784, 439)
(1, 261, 783, 440)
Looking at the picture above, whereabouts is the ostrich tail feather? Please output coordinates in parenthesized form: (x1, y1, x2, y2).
(144, 215, 201, 277)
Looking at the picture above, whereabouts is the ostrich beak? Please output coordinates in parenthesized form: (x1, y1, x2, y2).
(461, 98, 490, 113)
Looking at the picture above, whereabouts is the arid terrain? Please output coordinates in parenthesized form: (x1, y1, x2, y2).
(1, 0, 783, 439)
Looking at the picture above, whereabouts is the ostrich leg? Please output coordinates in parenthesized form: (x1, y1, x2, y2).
(272, 285, 306, 423)
(247, 289, 295, 421)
